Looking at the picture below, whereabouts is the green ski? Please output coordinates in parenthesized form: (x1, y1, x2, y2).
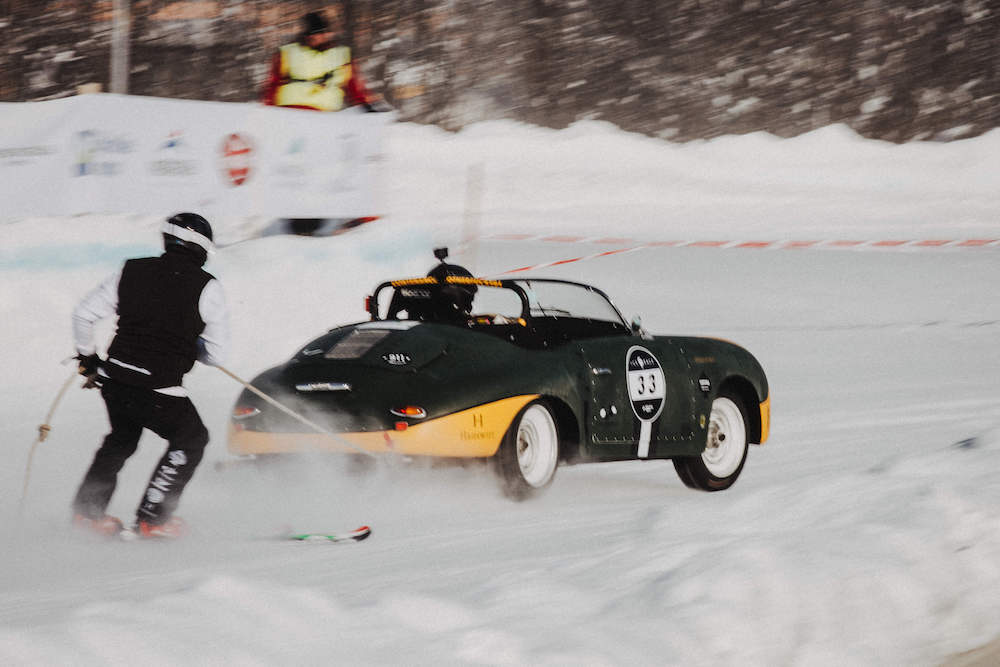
(284, 525, 371, 543)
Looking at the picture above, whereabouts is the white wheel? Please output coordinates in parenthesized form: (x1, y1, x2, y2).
(515, 404, 559, 487)
(495, 401, 559, 500)
(703, 397, 747, 478)
(673, 391, 749, 492)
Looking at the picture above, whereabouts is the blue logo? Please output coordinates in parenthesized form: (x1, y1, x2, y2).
(72, 129, 134, 177)
(160, 131, 184, 150)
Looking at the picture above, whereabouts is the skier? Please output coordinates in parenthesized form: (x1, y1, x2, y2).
(70, 213, 230, 539)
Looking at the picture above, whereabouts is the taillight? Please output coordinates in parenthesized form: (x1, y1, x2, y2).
(232, 406, 260, 420)
(390, 406, 427, 419)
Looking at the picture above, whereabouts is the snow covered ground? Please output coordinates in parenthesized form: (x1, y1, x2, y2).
(2, 120, 1000, 666)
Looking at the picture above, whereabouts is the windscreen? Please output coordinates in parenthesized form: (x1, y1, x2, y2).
(468, 284, 523, 319)
(515, 280, 625, 324)
(377, 279, 624, 326)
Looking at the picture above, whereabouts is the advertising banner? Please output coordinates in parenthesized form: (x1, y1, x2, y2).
(0, 94, 388, 220)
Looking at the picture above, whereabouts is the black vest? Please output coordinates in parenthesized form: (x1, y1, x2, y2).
(105, 251, 214, 389)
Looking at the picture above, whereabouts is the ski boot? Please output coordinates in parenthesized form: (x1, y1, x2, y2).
(131, 516, 187, 540)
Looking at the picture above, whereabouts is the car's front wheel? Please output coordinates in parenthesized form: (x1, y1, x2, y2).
(495, 400, 560, 500)
(673, 391, 749, 491)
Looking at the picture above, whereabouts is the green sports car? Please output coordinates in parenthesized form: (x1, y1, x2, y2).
(228, 251, 770, 499)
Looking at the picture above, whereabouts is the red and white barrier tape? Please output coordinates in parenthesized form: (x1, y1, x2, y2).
(483, 234, 1000, 275)
(501, 247, 645, 274)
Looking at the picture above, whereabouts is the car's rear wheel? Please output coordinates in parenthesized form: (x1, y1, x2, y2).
(673, 391, 749, 491)
(495, 400, 559, 500)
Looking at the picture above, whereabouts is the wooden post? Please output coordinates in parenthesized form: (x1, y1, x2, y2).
(110, 0, 130, 94)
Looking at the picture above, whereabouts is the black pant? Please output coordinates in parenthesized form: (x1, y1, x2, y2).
(72, 379, 208, 525)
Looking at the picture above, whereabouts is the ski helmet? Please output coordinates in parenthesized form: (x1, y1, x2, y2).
(161, 212, 213, 263)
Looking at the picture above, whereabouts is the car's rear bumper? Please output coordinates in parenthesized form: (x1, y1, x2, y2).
(227, 394, 539, 458)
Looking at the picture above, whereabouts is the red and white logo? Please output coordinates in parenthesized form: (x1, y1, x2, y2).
(220, 132, 254, 186)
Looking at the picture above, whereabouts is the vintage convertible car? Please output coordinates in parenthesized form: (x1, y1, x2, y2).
(228, 251, 770, 499)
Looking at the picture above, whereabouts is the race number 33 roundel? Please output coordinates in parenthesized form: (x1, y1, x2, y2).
(626, 346, 665, 458)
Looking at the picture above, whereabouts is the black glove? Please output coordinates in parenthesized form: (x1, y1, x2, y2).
(76, 353, 102, 388)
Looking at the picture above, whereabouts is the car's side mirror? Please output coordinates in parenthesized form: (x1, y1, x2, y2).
(631, 315, 643, 334)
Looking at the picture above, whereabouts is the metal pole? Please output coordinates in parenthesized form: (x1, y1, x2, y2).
(110, 0, 130, 94)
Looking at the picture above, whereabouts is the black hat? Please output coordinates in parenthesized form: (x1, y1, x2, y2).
(302, 11, 329, 35)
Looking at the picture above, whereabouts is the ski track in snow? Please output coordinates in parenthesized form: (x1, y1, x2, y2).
(2, 121, 1000, 665)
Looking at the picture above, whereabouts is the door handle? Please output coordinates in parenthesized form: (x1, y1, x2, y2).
(591, 367, 612, 376)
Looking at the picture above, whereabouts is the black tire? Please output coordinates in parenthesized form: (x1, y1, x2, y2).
(494, 400, 560, 501)
(673, 390, 749, 492)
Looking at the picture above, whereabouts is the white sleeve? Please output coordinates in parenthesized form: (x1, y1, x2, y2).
(72, 268, 121, 355)
(197, 278, 230, 366)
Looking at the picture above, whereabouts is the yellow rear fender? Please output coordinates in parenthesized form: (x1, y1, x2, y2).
(228, 394, 540, 458)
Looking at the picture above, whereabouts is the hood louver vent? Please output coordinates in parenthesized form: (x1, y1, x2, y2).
(324, 329, 392, 359)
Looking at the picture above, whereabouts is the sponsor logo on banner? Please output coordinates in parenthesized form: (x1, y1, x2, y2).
(72, 129, 135, 176)
(161, 132, 183, 149)
(274, 137, 308, 183)
(0, 145, 56, 166)
(326, 132, 361, 193)
(148, 130, 199, 177)
(220, 132, 254, 186)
